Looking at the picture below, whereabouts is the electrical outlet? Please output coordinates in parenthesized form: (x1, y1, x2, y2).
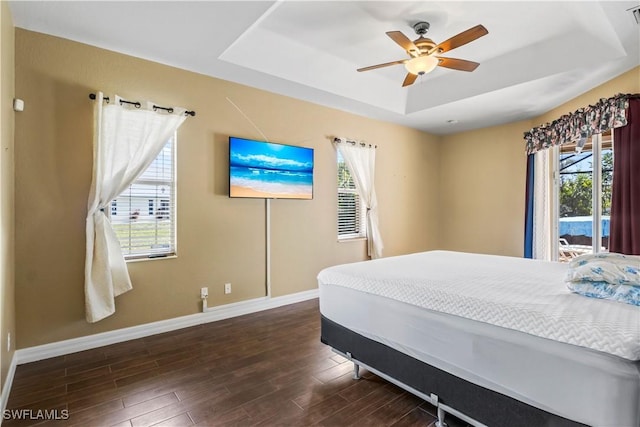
(224, 283, 232, 294)
(7, 333, 10, 352)
(200, 287, 208, 299)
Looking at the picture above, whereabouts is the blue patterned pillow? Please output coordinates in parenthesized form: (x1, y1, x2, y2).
(565, 252, 640, 286)
(567, 280, 640, 306)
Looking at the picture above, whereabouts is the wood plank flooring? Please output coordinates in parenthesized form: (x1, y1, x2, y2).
(5, 299, 469, 427)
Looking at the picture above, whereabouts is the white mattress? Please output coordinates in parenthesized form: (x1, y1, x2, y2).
(318, 251, 640, 360)
(318, 251, 640, 427)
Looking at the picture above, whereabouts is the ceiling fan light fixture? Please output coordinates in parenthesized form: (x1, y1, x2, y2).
(404, 55, 439, 75)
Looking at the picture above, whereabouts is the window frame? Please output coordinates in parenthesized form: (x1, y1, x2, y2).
(108, 134, 177, 261)
(337, 151, 367, 241)
(553, 132, 613, 260)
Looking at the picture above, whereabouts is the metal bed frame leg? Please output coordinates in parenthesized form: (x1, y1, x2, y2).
(345, 352, 360, 380)
(430, 394, 448, 427)
(436, 405, 448, 427)
(345, 352, 361, 379)
(352, 362, 361, 380)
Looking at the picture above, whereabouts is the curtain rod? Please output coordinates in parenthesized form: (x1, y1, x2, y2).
(333, 137, 377, 148)
(89, 93, 196, 117)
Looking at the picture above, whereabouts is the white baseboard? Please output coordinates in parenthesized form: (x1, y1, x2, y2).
(16, 289, 318, 365)
(1, 352, 17, 415)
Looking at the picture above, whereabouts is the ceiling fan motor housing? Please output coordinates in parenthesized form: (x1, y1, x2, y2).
(413, 21, 430, 35)
(412, 22, 437, 55)
(414, 38, 436, 54)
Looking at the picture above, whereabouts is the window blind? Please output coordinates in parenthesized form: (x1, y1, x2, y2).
(110, 137, 176, 259)
(337, 151, 365, 239)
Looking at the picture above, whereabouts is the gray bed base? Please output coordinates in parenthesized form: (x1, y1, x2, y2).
(320, 315, 588, 427)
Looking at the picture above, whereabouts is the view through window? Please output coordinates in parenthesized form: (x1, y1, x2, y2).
(557, 131, 613, 261)
(337, 151, 365, 239)
(110, 137, 176, 259)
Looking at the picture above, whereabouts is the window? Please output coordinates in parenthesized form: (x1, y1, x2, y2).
(109, 136, 176, 259)
(337, 151, 366, 239)
(556, 131, 613, 260)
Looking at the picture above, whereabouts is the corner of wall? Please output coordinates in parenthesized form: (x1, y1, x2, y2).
(0, 0, 17, 402)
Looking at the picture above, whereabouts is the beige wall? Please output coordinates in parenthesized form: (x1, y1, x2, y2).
(439, 66, 640, 258)
(1, 1, 16, 389)
(14, 30, 440, 348)
(439, 120, 532, 257)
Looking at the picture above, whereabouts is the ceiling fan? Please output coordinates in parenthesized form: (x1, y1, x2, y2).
(358, 22, 488, 87)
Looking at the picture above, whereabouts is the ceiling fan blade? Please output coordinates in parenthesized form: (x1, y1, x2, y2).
(432, 25, 488, 54)
(402, 73, 418, 87)
(386, 31, 420, 56)
(357, 59, 408, 72)
(437, 57, 480, 72)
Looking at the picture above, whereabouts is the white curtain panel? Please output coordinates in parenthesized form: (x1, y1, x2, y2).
(85, 92, 187, 322)
(533, 148, 553, 261)
(335, 140, 384, 259)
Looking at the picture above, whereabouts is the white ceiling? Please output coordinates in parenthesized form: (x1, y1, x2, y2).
(8, 1, 640, 134)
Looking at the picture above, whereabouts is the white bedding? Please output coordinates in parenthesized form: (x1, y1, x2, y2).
(317, 250, 640, 360)
(317, 250, 640, 426)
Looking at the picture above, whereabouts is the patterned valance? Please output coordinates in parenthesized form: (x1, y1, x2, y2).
(524, 93, 634, 155)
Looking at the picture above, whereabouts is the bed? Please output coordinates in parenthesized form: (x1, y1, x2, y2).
(317, 251, 640, 427)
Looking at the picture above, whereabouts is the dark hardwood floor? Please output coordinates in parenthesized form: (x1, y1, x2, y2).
(5, 299, 469, 427)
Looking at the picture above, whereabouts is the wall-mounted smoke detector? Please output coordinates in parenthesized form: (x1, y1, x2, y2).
(628, 5, 640, 24)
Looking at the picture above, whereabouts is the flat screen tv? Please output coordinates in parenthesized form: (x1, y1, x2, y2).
(229, 136, 314, 199)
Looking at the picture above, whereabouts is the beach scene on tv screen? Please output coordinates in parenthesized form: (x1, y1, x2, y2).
(230, 138, 314, 199)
